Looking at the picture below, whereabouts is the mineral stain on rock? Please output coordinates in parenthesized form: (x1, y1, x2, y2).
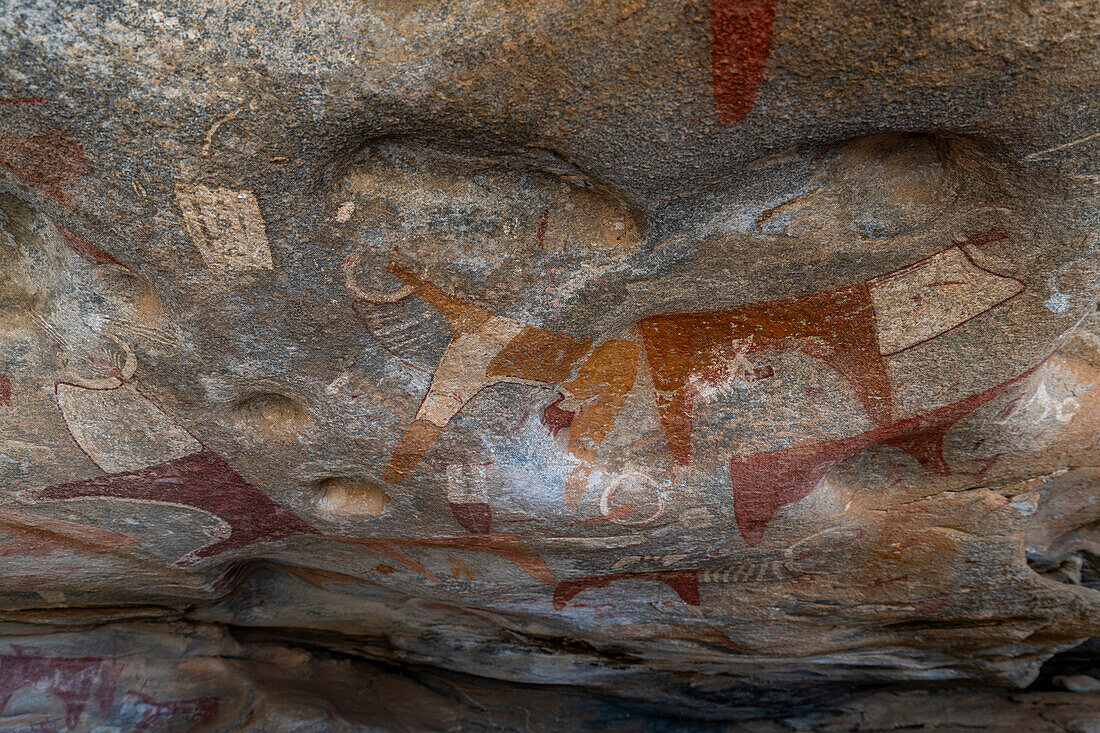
(0, 128, 90, 207)
(315, 477, 387, 518)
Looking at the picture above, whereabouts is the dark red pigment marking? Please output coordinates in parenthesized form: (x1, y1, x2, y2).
(449, 501, 493, 534)
(536, 208, 550, 248)
(957, 453, 1004, 479)
(0, 128, 91, 207)
(0, 97, 48, 105)
(0, 653, 119, 729)
(872, 574, 908, 587)
(0, 374, 10, 406)
(130, 691, 219, 732)
(540, 393, 575, 437)
(57, 226, 133, 272)
(34, 450, 318, 564)
(753, 365, 775, 381)
(956, 230, 1009, 249)
(709, 0, 779, 123)
(338, 533, 554, 585)
(729, 364, 1043, 546)
(638, 281, 892, 464)
(553, 570, 701, 610)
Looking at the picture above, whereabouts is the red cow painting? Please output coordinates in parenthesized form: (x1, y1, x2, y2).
(346, 233, 1029, 544)
(0, 652, 119, 731)
(31, 334, 317, 565)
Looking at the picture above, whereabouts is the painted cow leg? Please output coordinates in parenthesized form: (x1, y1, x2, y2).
(444, 462, 495, 534)
(379, 263, 527, 484)
(563, 340, 641, 461)
(643, 368, 697, 465)
(812, 285, 894, 426)
(557, 340, 642, 507)
(563, 464, 592, 510)
(382, 419, 445, 484)
(449, 500, 493, 534)
(635, 316, 701, 465)
(380, 325, 520, 486)
(729, 362, 1044, 546)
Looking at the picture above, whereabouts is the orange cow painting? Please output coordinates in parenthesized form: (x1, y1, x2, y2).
(347, 233, 1027, 544)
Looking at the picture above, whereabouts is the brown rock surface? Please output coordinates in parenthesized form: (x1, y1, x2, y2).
(0, 0, 1098, 728)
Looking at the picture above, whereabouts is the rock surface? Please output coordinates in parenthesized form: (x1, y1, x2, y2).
(0, 0, 1099, 729)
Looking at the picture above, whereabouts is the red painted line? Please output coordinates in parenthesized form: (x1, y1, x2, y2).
(709, 0, 778, 124)
(57, 225, 133, 272)
(536, 208, 549, 248)
(0, 97, 48, 105)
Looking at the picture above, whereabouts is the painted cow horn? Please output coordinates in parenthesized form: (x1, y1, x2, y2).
(343, 249, 418, 304)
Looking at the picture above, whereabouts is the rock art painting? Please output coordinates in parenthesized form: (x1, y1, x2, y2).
(709, 0, 779, 123)
(0, 194, 317, 568)
(336, 532, 554, 585)
(35, 450, 317, 565)
(0, 506, 137, 557)
(346, 255, 642, 518)
(175, 183, 273, 271)
(726, 363, 1043, 544)
(348, 231, 1034, 544)
(0, 637, 242, 732)
(2, 0, 1100, 727)
(129, 691, 219, 732)
(554, 525, 869, 609)
(0, 127, 91, 207)
(554, 569, 701, 610)
(34, 339, 318, 565)
(0, 652, 119, 730)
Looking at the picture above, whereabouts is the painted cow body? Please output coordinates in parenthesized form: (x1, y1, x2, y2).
(34, 342, 318, 564)
(351, 236, 1027, 543)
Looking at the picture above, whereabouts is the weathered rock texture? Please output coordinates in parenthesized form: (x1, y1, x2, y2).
(1, 0, 1099, 729)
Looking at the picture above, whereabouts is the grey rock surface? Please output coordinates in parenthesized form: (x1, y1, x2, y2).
(0, 0, 1099, 728)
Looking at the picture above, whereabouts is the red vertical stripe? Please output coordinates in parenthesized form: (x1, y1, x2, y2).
(710, 0, 778, 124)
